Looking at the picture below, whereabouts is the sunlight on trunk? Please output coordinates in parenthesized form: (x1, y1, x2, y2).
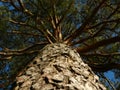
(14, 43, 106, 90)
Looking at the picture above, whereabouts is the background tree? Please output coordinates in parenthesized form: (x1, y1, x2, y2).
(0, 0, 120, 89)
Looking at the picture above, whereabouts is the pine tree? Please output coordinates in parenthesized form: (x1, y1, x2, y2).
(0, 0, 120, 89)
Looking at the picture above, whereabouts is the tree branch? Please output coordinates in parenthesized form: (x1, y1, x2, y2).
(87, 18, 120, 29)
(8, 30, 40, 36)
(88, 63, 120, 72)
(9, 19, 35, 28)
(18, 0, 25, 10)
(76, 36, 120, 53)
(100, 73, 116, 90)
(8, 0, 33, 16)
(81, 52, 120, 57)
(10, 0, 20, 11)
(70, 3, 120, 46)
(64, 0, 106, 44)
(0, 42, 48, 58)
(9, 19, 55, 44)
(55, 0, 74, 42)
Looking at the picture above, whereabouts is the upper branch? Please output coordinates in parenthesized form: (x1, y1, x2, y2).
(88, 62, 120, 72)
(76, 36, 120, 53)
(64, 0, 107, 44)
(81, 52, 120, 57)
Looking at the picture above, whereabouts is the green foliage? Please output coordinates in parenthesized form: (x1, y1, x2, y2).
(0, 0, 120, 89)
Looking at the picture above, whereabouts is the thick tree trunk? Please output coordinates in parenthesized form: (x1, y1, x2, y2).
(14, 43, 106, 90)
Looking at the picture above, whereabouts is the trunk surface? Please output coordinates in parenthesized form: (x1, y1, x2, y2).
(14, 43, 106, 90)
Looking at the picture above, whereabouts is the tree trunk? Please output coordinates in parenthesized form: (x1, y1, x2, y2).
(14, 43, 106, 90)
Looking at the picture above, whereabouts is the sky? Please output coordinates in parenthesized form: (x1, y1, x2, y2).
(0, 1, 120, 89)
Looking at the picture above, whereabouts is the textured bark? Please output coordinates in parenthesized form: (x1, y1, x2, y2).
(14, 43, 106, 90)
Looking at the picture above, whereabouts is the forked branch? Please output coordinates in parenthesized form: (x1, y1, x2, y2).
(64, 0, 106, 44)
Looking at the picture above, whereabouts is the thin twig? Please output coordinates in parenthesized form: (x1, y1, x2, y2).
(100, 73, 116, 90)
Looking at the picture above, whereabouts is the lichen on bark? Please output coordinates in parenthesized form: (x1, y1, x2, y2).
(14, 43, 106, 90)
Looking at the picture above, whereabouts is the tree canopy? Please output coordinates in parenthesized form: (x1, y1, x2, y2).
(0, 0, 120, 89)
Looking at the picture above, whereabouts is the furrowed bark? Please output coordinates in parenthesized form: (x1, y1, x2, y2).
(14, 43, 106, 90)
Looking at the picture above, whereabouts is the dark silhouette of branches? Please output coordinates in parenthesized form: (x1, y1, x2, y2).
(64, 0, 107, 44)
(89, 62, 120, 72)
(0, 42, 48, 60)
(76, 36, 120, 53)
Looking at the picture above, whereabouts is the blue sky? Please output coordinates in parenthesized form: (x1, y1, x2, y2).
(0, 1, 120, 89)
